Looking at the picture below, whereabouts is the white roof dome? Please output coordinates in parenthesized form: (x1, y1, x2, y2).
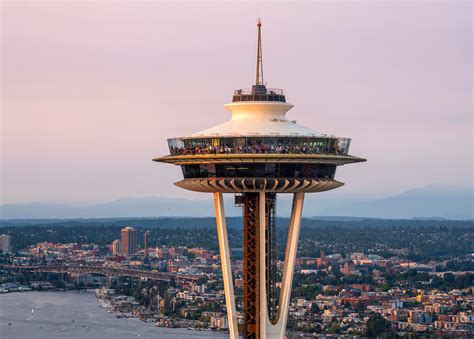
(183, 101, 328, 139)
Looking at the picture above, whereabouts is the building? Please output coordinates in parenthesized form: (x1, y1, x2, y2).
(120, 227, 137, 256)
(0, 234, 11, 253)
(211, 313, 229, 330)
(111, 239, 121, 255)
(341, 261, 356, 275)
(154, 19, 365, 339)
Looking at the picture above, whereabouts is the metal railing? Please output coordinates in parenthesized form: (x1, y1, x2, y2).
(234, 88, 284, 96)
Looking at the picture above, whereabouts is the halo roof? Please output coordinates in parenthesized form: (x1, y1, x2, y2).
(180, 102, 334, 140)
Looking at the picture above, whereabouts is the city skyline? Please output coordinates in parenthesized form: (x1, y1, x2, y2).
(2, 1, 472, 205)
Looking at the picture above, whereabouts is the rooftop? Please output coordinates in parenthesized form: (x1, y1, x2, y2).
(182, 101, 327, 139)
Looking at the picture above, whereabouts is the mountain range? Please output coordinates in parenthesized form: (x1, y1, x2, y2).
(1, 184, 472, 220)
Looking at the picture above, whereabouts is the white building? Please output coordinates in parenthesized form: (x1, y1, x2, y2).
(0, 234, 11, 253)
(111, 239, 121, 255)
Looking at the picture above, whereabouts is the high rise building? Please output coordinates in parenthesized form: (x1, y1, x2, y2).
(144, 230, 149, 254)
(111, 239, 121, 255)
(154, 19, 365, 339)
(120, 227, 137, 256)
(0, 234, 11, 253)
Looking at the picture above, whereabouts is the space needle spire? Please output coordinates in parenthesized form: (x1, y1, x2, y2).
(255, 18, 264, 86)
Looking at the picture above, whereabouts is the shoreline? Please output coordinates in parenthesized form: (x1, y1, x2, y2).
(0, 290, 226, 339)
(94, 287, 230, 334)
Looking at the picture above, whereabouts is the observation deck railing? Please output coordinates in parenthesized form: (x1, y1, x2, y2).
(234, 88, 284, 96)
(232, 88, 286, 103)
(167, 137, 351, 156)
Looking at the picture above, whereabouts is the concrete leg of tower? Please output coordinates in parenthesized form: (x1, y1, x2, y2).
(260, 192, 305, 339)
(213, 192, 239, 339)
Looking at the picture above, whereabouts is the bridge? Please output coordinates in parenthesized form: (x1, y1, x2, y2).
(3, 265, 202, 283)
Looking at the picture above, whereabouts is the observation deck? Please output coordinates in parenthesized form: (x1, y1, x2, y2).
(232, 85, 286, 103)
(155, 135, 365, 165)
(154, 136, 365, 193)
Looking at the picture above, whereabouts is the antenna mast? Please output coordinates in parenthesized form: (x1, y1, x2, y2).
(255, 18, 264, 86)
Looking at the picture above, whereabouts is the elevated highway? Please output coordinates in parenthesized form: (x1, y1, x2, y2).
(3, 264, 202, 282)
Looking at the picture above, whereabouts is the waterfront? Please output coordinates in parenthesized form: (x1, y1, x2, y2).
(0, 291, 226, 339)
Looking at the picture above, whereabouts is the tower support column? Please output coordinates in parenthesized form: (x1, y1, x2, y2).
(261, 192, 305, 339)
(214, 192, 239, 339)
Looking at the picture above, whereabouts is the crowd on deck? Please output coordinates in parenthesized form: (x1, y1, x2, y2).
(169, 141, 349, 156)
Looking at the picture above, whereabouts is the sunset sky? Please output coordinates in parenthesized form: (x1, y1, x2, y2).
(1, 1, 472, 204)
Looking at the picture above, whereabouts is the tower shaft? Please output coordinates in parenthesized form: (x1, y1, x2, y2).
(242, 193, 279, 338)
(265, 193, 278, 324)
(242, 193, 260, 338)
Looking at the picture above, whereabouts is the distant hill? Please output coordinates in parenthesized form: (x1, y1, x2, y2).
(1, 184, 472, 220)
(318, 184, 473, 220)
(0, 197, 219, 219)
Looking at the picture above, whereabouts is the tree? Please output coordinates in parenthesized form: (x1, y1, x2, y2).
(366, 314, 391, 338)
(196, 276, 208, 285)
(379, 282, 390, 292)
(326, 322, 342, 334)
(312, 324, 322, 333)
(53, 280, 65, 289)
(310, 302, 320, 315)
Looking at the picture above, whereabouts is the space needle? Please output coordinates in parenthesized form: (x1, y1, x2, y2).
(155, 19, 365, 339)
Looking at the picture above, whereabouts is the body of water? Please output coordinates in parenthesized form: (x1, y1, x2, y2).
(0, 291, 226, 339)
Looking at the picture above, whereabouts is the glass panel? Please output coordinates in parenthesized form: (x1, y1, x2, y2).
(169, 137, 351, 156)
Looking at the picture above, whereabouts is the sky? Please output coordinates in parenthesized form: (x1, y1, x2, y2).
(1, 1, 472, 205)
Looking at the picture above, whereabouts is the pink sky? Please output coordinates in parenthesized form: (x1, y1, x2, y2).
(1, 2, 472, 204)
